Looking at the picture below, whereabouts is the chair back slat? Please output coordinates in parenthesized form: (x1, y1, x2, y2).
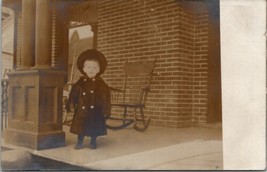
(122, 59, 156, 104)
(123, 61, 155, 77)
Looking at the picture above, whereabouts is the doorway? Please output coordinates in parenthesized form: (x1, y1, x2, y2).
(207, 0, 222, 123)
(68, 25, 95, 83)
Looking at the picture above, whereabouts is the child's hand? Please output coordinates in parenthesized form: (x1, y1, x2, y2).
(65, 103, 74, 113)
(66, 111, 73, 116)
(66, 109, 73, 113)
(66, 106, 71, 113)
(105, 114, 111, 120)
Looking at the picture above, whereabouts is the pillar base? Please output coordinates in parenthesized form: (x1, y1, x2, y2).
(31, 65, 53, 69)
(17, 66, 32, 70)
(5, 129, 65, 150)
(6, 69, 67, 150)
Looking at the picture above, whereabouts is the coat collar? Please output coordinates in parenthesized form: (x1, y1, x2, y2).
(79, 75, 102, 82)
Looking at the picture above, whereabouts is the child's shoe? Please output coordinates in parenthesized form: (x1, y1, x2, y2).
(89, 136, 97, 149)
(75, 135, 84, 150)
(74, 143, 83, 150)
(89, 142, 97, 149)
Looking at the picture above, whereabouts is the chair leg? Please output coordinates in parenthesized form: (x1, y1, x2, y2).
(106, 106, 134, 130)
(133, 107, 137, 126)
(133, 107, 150, 132)
(123, 107, 127, 125)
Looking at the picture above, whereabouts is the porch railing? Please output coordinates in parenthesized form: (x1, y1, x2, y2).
(1, 79, 8, 131)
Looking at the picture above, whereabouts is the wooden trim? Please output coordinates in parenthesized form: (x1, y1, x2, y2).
(207, 0, 222, 123)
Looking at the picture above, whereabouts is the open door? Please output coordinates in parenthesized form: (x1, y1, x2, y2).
(207, 0, 222, 122)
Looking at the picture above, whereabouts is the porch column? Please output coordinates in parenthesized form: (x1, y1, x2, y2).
(20, 0, 35, 69)
(4, 0, 66, 150)
(34, 0, 52, 69)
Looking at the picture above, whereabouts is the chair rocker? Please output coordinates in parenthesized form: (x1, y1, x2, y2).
(106, 58, 157, 132)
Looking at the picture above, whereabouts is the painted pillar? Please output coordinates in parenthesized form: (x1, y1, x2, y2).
(20, 0, 35, 69)
(5, 0, 67, 150)
(34, 0, 52, 68)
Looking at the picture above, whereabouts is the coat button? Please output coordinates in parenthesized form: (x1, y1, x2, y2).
(90, 105, 94, 109)
(83, 79, 87, 81)
(92, 78, 95, 81)
(90, 90, 94, 93)
(82, 106, 85, 109)
(83, 92, 86, 95)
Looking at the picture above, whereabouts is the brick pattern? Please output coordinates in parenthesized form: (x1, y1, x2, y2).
(15, 13, 22, 69)
(98, 0, 209, 127)
(193, 11, 209, 125)
(51, 1, 70, 71)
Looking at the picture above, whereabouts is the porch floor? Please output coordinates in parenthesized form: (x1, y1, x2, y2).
(1, 123, 223, 170)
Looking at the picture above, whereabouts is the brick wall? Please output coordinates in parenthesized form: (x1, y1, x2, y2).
(193, 10, 209, 125)
(98, 0, 210, 127)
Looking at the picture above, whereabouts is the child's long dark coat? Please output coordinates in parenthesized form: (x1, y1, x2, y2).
(66, 76, 111, 137)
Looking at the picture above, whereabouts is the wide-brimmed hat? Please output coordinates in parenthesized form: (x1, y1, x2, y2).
(76, 49, 107, 76)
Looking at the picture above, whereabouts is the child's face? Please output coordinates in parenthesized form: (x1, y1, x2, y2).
(83, 60, 100, 78)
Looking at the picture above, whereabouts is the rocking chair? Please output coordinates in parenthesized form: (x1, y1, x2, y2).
(106, 58, 157, 132)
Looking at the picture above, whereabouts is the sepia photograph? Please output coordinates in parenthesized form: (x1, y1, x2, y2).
(0, 0, 265, 171)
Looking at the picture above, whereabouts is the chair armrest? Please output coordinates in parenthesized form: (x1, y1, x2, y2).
(109, 86, 125, 103)
(67, 82, 74, 86)
(152, 72, 160, 76)
(141, 86, 150, 92)
(109, 86, 124, 93)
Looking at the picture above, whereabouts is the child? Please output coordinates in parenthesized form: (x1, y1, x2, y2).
(66, 49, 111, 150)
